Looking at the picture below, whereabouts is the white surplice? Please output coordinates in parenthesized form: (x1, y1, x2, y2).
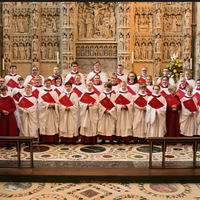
(86, 71, 108, 83)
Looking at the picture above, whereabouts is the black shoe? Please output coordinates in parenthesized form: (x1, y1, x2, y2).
(124, 142, 129, 145)
(71, 142, 77, 145)
(110, 140, 115, 145)
(117, 141, 122, 144)
(100, 140, 106, 145)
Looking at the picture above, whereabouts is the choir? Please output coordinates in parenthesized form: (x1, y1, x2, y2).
(1, 61, 200, 146)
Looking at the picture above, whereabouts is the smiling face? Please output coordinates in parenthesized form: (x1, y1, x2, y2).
(153, 86, 160, 95)
(55, 76, 62, 85)
(185, 71, 190, 79)
(25, 87, 32, 96)
(1, 89, 8, 96)
(121, 83, 127, 91)
(186, 88, 192, 96)
(87, 83, 93, 91)
(65, 85, 72, 92)
(45, 81, 51, 89)
(111, 76, 118, 84)
(161, 77, 169, 86)
(94, 62, 101, 72)
(94, 75, 101, 84)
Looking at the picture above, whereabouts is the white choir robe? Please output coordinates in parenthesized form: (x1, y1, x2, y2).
(127, 82, 139, 94)
(177, 85, 186, 94)
(11, 86, 25, 128)
(18, 96, 38, 139)
(65, 72, 85, 85)
(93, 83, 104, 94)
(159, 85, 170, 96)
(24, 75, 45, 86)
(80, 92, 99, 144)
(112, 84, 120, 93)
(52, 84, 65, 96)
(133, 94, 148, 139)
(138, 75, 155, 85)
(117, 74, 127, 82)
(147, 85, 153, 93)
(156, 77, 175, 86)
(32, 85, 44, 129)
(48, 75, 65, 85)
(98, 92, 117, 141)
(193, 87, 200, 95)
(180, 96, 198, 136)
(59, 92, 79, 142)
(115, 91, 134, 142)
(146, 95, 167, 137)
(38, 89, 59, 143)
(5, 73, 21, 91)
(87, 71, 108, 83)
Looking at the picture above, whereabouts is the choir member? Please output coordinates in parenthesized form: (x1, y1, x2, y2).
(146, 75, 153, 95)
(116, 64, 127, 83)
(52, 75, 65, 96)
(24, 66, 44, 86)
(5, 65, 21, 91)
(48, 66, 64, 85)
(93, 74, 104, 95)
(156, 67, 175, 86)
(58, 82, 79, 144)
(177, 77, 187, 99)
(65, 61, 85, 85)
(111, 74, 120, 94)
(193, 79, 200, 95)
(133, 84, 148, 143)
(38, 78, 59, 144)
(11, 77, 25, 128)
(137, 66, 148, 81)
(146, 84, 167, 137)
(127, 71, 139, 94)
(72, 74, 86, 97)
(159, 76, 170, 97)
(180, 85, 198, 136)
(32, 75, 44, 99)
(98, 82, 117, 144)
(86, 61, 108, 83)
(183, 69, 196, 88)
(0, 86, 18, 146)
(0, 78, 11, 96)
(80, 81, 99, 145)
(115, 81, 133, 144)
(165, 85, 181, 137)
(18, 85, 38, 140)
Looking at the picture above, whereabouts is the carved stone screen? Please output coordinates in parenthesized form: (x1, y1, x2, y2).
(2, 2, 192, 79)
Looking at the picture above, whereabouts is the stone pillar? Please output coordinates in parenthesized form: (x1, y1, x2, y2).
(61, 2, 75, 75)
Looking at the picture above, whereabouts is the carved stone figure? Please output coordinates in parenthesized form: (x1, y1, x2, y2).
(125, 33, 130, 51)
(119, 33, 124, 52)
(17, 16, 24, 33)
(156, 10, 162, 27)
(3, 13, 10, 28)
(108, 46, 112, 56)
(134, 43, 140, 59)
(32, 35, 38, 52)
(163, 43, 168, 60)
(23, 16, 29, 32)
(148, 15, 153, 33)
(48, 43, 54, 60)
(103, 12, 112, 38)
(54, 43, 59, 60)
(176, 15, 182, 32)
(78, 13, 86, 38)
(52, 16, 57, 32)
(19, 43, 25, 60)
(110, 11, 116, 37)
(69, 34, 74, 52)
(154, 35, 162, 52)
(13, 43, 18, 60)
(135, 15, 139, 33)
(25, 43, 31, 60)
(32, 11, 38, 28)
(13, 16, 18, 33)
(169, 43, 175, 58)
(94, 46, 98, 56)
(176, 43, 182, 59)
(4, 36, 10, 53)
(185, 9, 190, 27)
(147, 43, 153, 59)
(141, 43, 146, 59)
(184, 36, 190, 52)
(86, 12, 94, 38)
(41, 43, 47, 60)
(172, 15, 178, 32)
(90, 46, 94, 56)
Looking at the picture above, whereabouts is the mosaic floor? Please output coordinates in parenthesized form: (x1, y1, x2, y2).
(1, 142, 200, 168)
(0, 182, 200, 200)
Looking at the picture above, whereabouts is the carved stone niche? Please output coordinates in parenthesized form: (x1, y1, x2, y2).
(183, 27, 191, 36)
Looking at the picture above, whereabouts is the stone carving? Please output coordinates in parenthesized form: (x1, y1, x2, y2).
(25, 43, 31, 60)
(48, 43, 54, 60)
(185, 9, 190, 27)
(4, 35, 10, 53)
(176, 43, 182, 60)
(19, 43, 25, 60)
(32, 35, 38, 52)
(134, 43, 140, 59)
(77, 2, 116, 39)
(13, 43, 18, 60)
(154, 35, 162, 52)
(184, 35, 190, 52)
(156, 10, 162, 27)
(3, 12, 10, 28)
(41, 43, 47, 60)
(169, 43, 175, 58)
(141, 43, 146, 59)
(163, 43, 168, 60)
(32, 10, 38, 28)
(147, 43, 153, 60)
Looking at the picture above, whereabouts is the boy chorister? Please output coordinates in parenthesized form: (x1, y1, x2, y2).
(133, 84, 148, 143)
(58, 82, 79, 144)
(127, 72, 139, 94)
(79, 81, 99, 145)
(38, 78, 59, 144)
(115, 81, 133, 144)
(18, 85, 38, 140)
(146, 84, 167, 137)
(98, 82, 117, 144)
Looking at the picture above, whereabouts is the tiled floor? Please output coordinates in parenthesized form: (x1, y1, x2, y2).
(0, 182, 200, 200)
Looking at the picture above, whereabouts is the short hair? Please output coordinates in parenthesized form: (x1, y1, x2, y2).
(163, 67, 170, 71)
(31, 66, 38, 70)
(65, 82, 72, 87)
(168, 85, 177, 92)
(55, 75, 62, 83)
(104, 82, 112, 89)
(196, 79, 200, 82)
(94, 74, 101, 79)
(1, 85, 8, 92)
(75, 74, 81, 78)
(44, 78, 52, 84)
(94, 61, 100, 65)
(17, 77, 24, 81)
(180, 77, 186, 81)
(186, 85, 193, 91)
(10, 65, 17, 69)
(120, 81, 127, 86)
(86, 81, 93, 86)
(139, 84, 147, 89)
(71, 61, 78, 66)
(35, 75, 42, 80)
(141, 66, 148, 70)
(153, 84, 160, 90)
(185, 69, 191, 74)
(25, 85, 32, 90)
(111, 74, 117, 79)
(127, 71, 138, 83)
(117, 64, 124, 68)
(161, 76, 169, 81)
